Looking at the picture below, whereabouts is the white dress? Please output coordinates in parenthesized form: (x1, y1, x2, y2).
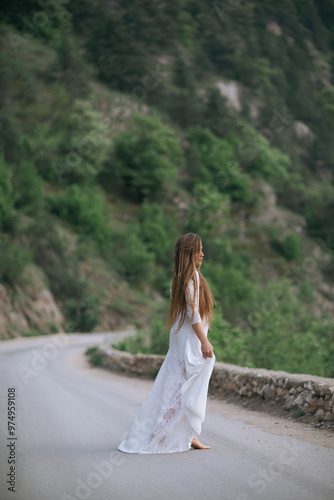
(118, 270, 215, 454)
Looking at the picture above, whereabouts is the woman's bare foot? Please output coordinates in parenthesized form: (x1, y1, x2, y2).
(191, 436, 211, 449)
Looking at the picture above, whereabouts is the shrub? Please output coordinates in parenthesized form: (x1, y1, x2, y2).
(65, 294, 102, 333)
(237, 123, 291, 188)
(12, 160, 42, 215)
(0, 237, 31, 285)
(208, 307, 253, 367)
(27, 214, 86, 301)
(49, 184, 111, 249)
(184, 183, 230, 237)
(243, 281, 331, 377)
(113, 319, 169, 355)
(111, 224, 155, 283)
(203, 261, 256, 323)
(187, 127, 251, 203)
(85, 346, 102, 366)
(105, 113, 183, 202)
(27, 214, 102, 332)
(280, 233, 302, 260)
(138, 201, 174, 263)
(305, 194, 334, 241)
(32, 99, 110, 184)
(0, 155, 15, 232)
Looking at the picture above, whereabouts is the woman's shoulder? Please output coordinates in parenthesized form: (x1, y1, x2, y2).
(188, 270, 199, 287)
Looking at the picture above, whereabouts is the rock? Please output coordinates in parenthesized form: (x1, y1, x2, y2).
(324, 393, 331, 411)
(267, 22, 282, 36)
(318, 284, 334, 301)
(294, 393, 308, 407)
(285, 396, 295, 410)
(0, 266, 64, 338)
(323, 412, 334, 422)
(259, 383, 276, 399)
(294, 121, 315, 141)
(216, 80, 241, 111)
(304, 381, 314, 392)
(310, 398, 318, 413)
(315, 409, 324, 419)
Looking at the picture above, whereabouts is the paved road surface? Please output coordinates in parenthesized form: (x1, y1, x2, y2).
(0, 332, 333, 500)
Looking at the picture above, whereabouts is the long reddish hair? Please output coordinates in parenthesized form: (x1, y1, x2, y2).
(163, 233, 214, 334)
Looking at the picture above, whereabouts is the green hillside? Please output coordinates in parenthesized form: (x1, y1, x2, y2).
(0, 0, 334, 376)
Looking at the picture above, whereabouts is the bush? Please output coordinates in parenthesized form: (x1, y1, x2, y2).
(12, 160, 42, 214)
(184, 183, 230, 237)
(237, 123, 291, 188)
(53, 36, 92, 98)
(305, 195, 334, 241)
(138, 201, 175, 264)
(85, 346, 102, 366)
(27, 214, 86, 301)
(268, 228, 302, 260)
(187, 127, 251, 203)
(206, 279, 333, 377)
(49, 184, 112, 249)
(27, 214, 102, 332)
(209, 307, 253, 366)
(241, 280, 332, 377)
(0, 155, 15, 232)
(113, 319, 170, 355)
(111, 224, 155, 283)
(65, 294, 102, 333)
(105, 113, 183, 202)
(0, 237, 31, 285)
(280, 233, 302, 260)
(31, 99, 110, 184)
(203, 261, 256, 323)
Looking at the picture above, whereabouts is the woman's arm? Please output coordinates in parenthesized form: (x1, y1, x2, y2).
(186, 271, 214, 359)
(192, 322, 214, 359)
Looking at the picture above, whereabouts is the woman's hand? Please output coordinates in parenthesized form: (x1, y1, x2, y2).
(201, 339, 214, 359)
(191, 322, 214, 359)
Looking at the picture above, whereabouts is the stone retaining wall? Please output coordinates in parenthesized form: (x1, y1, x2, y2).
(95, 347, 334, 422)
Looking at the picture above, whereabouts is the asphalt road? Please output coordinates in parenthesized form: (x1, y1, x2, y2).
(0, 332, 333, 500)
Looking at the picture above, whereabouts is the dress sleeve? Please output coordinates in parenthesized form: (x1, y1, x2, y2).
(185, 271, 202, 325)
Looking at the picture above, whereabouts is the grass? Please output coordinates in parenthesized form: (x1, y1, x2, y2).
(85, 346, 103, 366)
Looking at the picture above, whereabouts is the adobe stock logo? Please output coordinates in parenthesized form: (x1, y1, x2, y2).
(61, 450, 126, 500)
(17, 333, 69, 385)
(131, 65, 170, 102)
(7, 0, 67, 54)
(236, 438, 301, 499)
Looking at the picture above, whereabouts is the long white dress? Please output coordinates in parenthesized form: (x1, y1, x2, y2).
(118, 270, 215, 454)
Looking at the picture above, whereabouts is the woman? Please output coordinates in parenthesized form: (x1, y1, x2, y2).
(118, 233, 215, 454)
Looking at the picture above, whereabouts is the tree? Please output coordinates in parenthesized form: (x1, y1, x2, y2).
(0, 155, 14, 232)
(105, 113, 184, 202)
(187, 127, 251, 203)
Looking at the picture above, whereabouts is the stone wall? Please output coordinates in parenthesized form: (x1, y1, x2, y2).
(209, 361, 334, 423)
(95, 347, 334, 422)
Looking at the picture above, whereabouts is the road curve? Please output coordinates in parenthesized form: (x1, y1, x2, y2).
(0, 332, 333, 500)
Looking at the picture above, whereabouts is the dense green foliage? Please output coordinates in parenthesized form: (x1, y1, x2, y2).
(0, 0, 334, 376)
(104, 113, 183, 202)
